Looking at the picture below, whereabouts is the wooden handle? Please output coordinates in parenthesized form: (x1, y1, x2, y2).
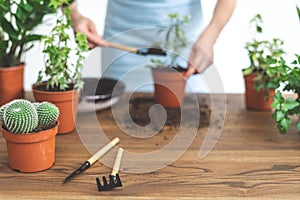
(87, 137, 120, 165)
(106, 42, 138, 54)
(111, 148, 124, 175)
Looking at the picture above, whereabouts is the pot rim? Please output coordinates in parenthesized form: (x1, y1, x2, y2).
(32, 82, 79, 95)
(0, 63, 25, 72)
(1, 122, 59, 144)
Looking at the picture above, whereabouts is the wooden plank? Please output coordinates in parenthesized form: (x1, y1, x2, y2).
(0, 93, 299, 199)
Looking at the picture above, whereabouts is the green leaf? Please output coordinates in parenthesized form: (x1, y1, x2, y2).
(282, 99, 300, 111)
(296, 122, 300, 131)
(0, 40, 8, 56)
(270, 101, 280, 110)
(24, 34, 42, 43)
(242, 67, 254, 75)
(275, 111, 285, 121)
(266, 81, 279, 90)
(0, 17, 19, 40)
(279, 117, 291, 134)
(256, 26, 262, 33)
(23, 2, 34, 12)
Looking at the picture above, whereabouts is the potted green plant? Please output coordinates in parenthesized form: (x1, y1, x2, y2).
(270, 55, 300, 134)
(270, 7, 300, 134)
(243, 14, 285, 111)
(0, 99, 59, 172)
(32, 0, 89, 134)
(149, 13, 190, 108)
(0, 0, 53, 106)
(267, 6, 300, 135)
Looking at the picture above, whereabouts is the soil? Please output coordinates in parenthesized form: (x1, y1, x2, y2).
(33, 83, 74, 92)
(128, 96, 211, 129)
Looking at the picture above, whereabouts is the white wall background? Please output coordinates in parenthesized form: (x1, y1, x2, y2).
(24, 0, 300, 93)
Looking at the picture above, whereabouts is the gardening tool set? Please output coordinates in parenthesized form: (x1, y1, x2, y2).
(62, 137, 124, 191)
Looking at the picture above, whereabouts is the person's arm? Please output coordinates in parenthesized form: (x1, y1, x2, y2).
(185, 0, 237, 78)
(70, 1, 107, 49)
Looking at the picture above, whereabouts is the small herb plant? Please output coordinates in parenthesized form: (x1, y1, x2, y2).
(271, 55, 300, 134)
(243, 14, 285, 95)
(0, 0, 53, 68)
(0, 99, 59, 134)
(150, 13, 190, 69)
(36, 0, 88, 91)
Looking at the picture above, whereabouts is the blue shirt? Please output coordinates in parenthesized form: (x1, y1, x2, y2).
(101, 0, 204, 92)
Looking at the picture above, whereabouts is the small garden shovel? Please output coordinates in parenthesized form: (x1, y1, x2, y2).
(62, 137, 120, 183)
(106, 42, 167, 56)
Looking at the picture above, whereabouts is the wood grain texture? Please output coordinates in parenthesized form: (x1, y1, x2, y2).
(0, 93, 299, 199)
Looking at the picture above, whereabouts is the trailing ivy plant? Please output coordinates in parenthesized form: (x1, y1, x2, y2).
(271, 6, 300, 134)
(0, 0, 54, 68)
(243, 14, 285, 97)
(36, 0, 88, 91)
(150, 13, 190, 69)
(271, 55, 300, 134)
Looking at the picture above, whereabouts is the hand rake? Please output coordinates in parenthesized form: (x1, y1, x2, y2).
(96, 147, 124, 191)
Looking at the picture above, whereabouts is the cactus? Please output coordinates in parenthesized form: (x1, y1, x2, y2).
(3, 100, 39, 134)
(0, 102, 9, 125)
(36, 102, 59, 128)
(32, 102, 40, 109)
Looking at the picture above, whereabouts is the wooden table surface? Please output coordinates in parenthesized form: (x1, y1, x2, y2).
(0, 93, 299, 200)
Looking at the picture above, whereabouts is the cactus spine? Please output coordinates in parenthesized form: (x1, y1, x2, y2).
(3, 100, 39, 134)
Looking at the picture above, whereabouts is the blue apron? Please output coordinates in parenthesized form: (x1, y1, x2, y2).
(101, 0, 204, 92)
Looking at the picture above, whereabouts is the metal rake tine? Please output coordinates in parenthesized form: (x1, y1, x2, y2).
(109, 174, 122, 186)
(96, 148, 124, 191)
(96, 175, 118, 191)
(96, 176, 110, 191)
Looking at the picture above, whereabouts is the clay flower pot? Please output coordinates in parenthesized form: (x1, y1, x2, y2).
(1, 122, 58, 172)
(32, 83, 80, 134)
(0, 64, 24, 106)
(151, 68, 186, 108)
(244, 73, 275, 111)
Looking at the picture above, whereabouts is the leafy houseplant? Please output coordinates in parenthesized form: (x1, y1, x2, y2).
(150, 13, 190, 70)
(271, 57, 300, 134)
(270, 8, 300, 134)
(0, 0, 54, 105)
(32, 0, 89, 134)
(243, 14, 285, 110)
(150, 13, 190, 108)
(0, 99, 59, 172)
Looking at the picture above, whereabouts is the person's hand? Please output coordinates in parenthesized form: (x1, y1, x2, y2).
(71, 14, 107, 49)
(184, 40, 213, 79)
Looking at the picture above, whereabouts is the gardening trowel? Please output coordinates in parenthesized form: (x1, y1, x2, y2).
(62, 137, 120, 184)
(106, 42, 167, 56)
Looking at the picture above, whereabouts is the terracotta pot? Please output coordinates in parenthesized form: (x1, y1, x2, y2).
(244, 73, 275, 111)
(151, 68, 186, 108)
(32, 83, 80, 134)
(1, 122, 58, 172)
(0, 64, 24, 106)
